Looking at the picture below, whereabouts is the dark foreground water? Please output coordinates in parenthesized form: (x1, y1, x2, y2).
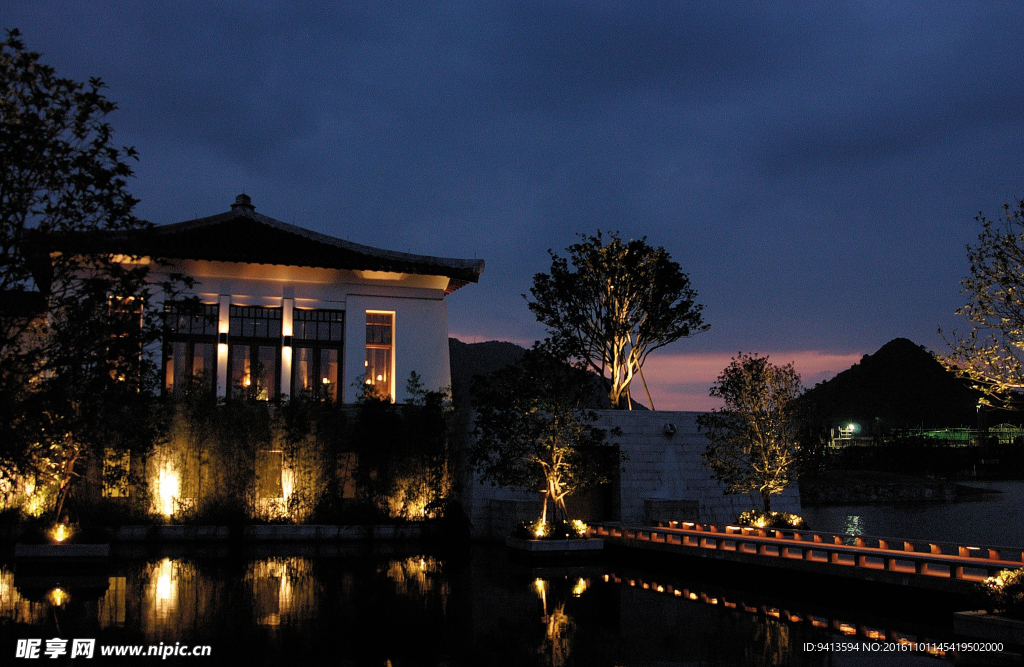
(0, 540, 1017, 666)
(2, 484, 1023, 666)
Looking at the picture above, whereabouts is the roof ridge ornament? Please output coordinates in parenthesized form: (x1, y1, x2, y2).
(230, 193, 255, 214)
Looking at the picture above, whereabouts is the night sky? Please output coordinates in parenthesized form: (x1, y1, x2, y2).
(8, 3, 1024, 409)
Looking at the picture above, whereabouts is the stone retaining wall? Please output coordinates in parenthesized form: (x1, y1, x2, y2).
(465, 410, 801, 540)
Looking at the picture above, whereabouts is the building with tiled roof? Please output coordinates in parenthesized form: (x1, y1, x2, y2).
(131, 194, 483, 404)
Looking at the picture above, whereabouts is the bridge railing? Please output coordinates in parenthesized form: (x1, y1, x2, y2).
(588, 520, 1024, 583)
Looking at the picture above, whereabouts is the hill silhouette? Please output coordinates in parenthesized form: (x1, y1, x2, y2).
(797, 337, 988, 434)
(448, 338, 528, 407)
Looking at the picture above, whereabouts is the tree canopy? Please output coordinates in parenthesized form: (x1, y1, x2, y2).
(942, 199, 1024, 409)
(470, 348, 620, 524)
(527, 231, 707, 410)
(0, 29, 164, 519)
(697, 353, 803, 513)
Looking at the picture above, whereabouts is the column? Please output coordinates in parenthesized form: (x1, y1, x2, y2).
(217, 295, 230, 398)
(280, 298, 293, 399)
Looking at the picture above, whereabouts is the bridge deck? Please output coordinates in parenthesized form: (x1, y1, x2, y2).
(590, 521, 1024, 594)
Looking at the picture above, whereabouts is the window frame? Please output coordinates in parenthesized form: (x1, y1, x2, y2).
(161, 301, 220, 397)
(227, 305, 282, 401)
(290, 308, 344, 401)
(364, 310, 395, 401)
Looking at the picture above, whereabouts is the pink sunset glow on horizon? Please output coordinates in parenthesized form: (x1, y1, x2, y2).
(637, 350, 865, 412)
(450, 334, 864, 413)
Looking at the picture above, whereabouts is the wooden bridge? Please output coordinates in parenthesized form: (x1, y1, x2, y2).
(589, 520, 1024, 594)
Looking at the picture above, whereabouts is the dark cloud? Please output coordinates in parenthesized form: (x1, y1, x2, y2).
(6, 2, 1024, 382)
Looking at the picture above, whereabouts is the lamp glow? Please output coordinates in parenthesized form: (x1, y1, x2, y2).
(51, 523, 69, 543)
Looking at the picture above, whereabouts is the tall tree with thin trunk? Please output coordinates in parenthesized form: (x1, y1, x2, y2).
(527, 231, 708, 410)
(697, 353, 803, 513)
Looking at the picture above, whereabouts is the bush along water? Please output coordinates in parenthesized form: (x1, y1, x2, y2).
(977, 568, 1024, 618)
(736, 510, 808, 530)
(510, 518, 589, 540)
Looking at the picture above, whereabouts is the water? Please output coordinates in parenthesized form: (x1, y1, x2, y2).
(4, 484, 1023, 666)
(802, 480, 1024, 547)
(0, 538, 1009, 666)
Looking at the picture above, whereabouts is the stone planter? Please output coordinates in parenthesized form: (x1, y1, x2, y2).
(953, 610, 1024, 644)
(506, 536, 604, 553)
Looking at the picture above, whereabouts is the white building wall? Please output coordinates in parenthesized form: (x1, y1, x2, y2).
(343, 294, 451, 403)
(148, 260, 454, 403)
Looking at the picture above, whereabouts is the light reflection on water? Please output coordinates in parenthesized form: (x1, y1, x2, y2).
(803, 480, 1024, 546)
(0, 545, 1001, 666)
(246, 558, 314, 627)
(0, 569, 47, 625)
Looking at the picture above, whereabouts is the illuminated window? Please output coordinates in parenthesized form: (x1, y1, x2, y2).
(162, 302, 218, 396)
(103, 449, 130, 498)
(291, 309, 343, 401)
(256, 450, 284, 499)
(365, 312, 393, 400)
(228, 306, 281, 400)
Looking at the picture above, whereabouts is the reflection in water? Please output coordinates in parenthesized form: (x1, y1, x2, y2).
(606, 571, 955, 660)
(749, 618, 793, 666)
(98, 577, 127, 628)
(143, 558, 198, 635)
(0, 568, 47, 625)
(0, 548, 986, 665)
(381, 555, 448, 609)
(533, 577, 587, 667)
(247, 558, 314, 626)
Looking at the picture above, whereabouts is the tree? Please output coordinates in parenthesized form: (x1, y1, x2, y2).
(942, 199, 1024, 409)
(470, 348, 621, 526)
(697, 353, 803, 513)
(527, 231, 708, 410)
(0, 29, 164, 520)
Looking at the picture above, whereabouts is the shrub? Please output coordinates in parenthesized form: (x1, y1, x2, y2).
(978, 568, 1024, 617)
(736, 509, 808, 530)
(510, 518, 589, 540)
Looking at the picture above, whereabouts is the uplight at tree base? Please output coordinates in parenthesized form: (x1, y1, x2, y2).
(50, 523, 70, 543)
(49, 587, 69, 607)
